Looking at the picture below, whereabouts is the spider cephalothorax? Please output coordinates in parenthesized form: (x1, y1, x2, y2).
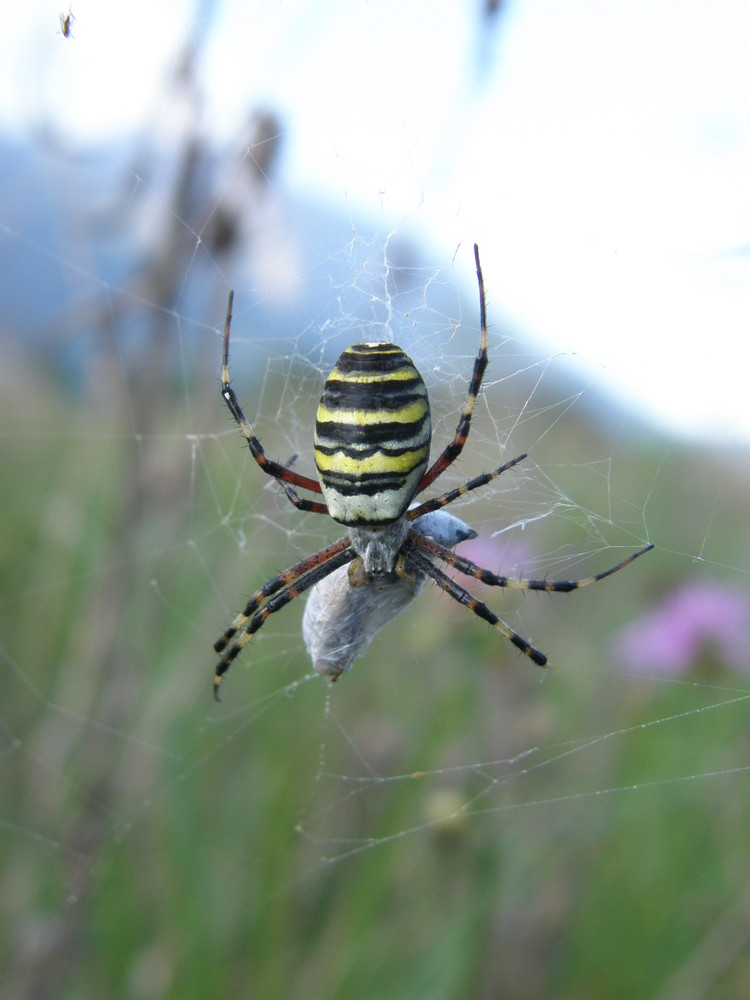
(211, 244, 652, 698)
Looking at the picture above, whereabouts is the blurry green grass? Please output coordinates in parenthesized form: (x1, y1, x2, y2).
(3, 365, 750, 1000)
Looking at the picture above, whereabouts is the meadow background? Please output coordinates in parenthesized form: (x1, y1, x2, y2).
(3, 3, 750, 999)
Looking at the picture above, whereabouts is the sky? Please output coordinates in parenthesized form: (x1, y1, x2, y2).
(2, 0, 750, 442)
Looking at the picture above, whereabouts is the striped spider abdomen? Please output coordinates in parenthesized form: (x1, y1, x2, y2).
(314, 343, 431, 526)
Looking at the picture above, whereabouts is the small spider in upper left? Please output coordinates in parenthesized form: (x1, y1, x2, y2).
(59, 8, 75, 38)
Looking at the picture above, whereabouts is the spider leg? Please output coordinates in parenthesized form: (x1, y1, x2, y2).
(416, 243, 489, 494)
(278, 482, 329, 514)
(213, 536, 353, 655)
(222, 290, 326, 503)
(408, 454, 526, 521)
(214, 539, 355, 699)
(410, 534, 655, 592)
(405, 546, 548, 666)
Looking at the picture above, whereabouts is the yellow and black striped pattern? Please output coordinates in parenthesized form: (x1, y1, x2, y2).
(314, 343, 431, 526)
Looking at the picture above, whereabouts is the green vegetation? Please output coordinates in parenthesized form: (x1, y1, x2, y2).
(2, 357, 749, 1000)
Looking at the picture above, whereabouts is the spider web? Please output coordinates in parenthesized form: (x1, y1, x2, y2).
(2, 3, 750, 997)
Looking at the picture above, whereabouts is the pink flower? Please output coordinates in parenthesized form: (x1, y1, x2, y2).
(613, 582, 750, 675)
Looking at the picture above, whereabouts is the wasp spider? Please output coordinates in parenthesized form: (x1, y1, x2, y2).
(212, 244, 653, 698)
